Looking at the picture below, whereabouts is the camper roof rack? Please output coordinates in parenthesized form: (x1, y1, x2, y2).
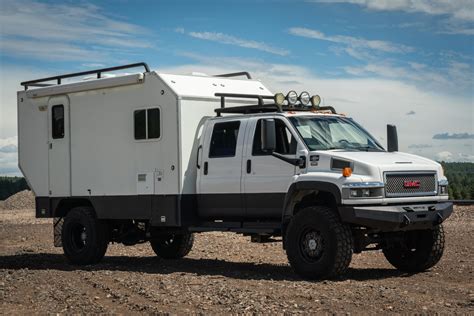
(20, 62, 150, 90)
(214, 93, 337, 116)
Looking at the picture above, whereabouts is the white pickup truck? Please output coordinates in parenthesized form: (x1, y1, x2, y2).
(18, 63, 452, 279)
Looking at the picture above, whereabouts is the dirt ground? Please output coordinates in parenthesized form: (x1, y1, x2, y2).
(1, 206, 473, 314)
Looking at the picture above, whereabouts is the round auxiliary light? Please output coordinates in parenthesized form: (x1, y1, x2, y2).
(311, 94, 321, 107)
(286, 90, 298, 106)
(274, 93, 285, 106)
(299, 91, 311, 106)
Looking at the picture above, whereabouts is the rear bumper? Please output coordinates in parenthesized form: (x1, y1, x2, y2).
(338, 202, 453, 231)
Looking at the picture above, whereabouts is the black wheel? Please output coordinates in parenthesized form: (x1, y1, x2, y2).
(285, 206, 353, 280)
(383, 225, 445, 272)
(61, 207, 109, 265)
(150, 232, 194, 259)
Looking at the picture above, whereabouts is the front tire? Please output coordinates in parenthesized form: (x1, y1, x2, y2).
(285, 206, 353, 280)
(61, 207, 109, 265)
(150, 232, 194, 259)
(383, 225, 445, 272)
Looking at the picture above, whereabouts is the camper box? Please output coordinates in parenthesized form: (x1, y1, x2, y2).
(18, 63, 272, 226)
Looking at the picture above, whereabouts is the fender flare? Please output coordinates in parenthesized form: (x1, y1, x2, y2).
(282, 181, 341, 223)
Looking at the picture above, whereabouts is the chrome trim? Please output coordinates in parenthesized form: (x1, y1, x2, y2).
(342, 182, 384, 188)
(383, 171, 437, 198)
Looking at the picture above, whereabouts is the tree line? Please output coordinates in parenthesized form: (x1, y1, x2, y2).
(0, 162, 473, 200)
(0, 176, 29, 200)
(440, 162, 474, 200)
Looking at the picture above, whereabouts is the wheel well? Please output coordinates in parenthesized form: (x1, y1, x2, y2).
(293, 190, 337, 216)
(54, 198, 94, 218)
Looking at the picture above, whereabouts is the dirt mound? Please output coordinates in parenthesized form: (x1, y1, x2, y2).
(0, 190, 35, 210)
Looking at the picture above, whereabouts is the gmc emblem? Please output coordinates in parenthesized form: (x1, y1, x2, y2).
(403, 180, 421, 188)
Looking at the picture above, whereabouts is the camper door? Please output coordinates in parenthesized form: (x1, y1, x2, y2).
(47, 96, 71, 197)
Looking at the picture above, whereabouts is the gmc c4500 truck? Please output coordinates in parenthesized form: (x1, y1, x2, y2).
(18, 63, 453, 279)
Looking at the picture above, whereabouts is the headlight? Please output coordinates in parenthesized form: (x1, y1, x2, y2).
(299, 91, 310, 106)
(286, 90, 298, 106)
(438, 179, 449, 196)
(342, 182, 384, 199)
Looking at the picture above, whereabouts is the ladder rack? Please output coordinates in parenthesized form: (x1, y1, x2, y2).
(20, 62, 150, 90)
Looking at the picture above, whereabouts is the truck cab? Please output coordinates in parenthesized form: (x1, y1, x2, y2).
(194, 93, 452, 278)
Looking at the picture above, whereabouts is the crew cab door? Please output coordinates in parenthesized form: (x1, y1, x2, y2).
(197, 119, 247, 219)
(47, 96, 71, 197)
(243, 117, 299, 219)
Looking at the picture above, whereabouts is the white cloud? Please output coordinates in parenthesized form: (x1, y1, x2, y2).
(0, 0, 152, 62)
(314, 0, 474, 35)
(314, 0, 474, 22)
(288, 27, 414, 54)
(343, 61, 472, 94)
(181, 30, 290, 56)
(0, 137, 19, 175)
(436, 151, 454, 162)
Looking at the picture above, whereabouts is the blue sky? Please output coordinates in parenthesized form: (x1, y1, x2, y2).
(1, 0, 473, 175)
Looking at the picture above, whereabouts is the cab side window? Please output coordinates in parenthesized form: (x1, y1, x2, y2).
(209, 121, 241, 158)
(252, 119, 297, 156)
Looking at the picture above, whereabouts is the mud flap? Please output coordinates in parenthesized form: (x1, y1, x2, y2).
(53, 218, 63, 247)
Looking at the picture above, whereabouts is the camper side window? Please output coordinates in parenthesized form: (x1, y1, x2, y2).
(134, 108, 161, 140)
(52, 105, 64, 139)
(209, 121, 241, 158)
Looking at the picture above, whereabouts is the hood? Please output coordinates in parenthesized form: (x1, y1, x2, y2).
(307, 150, 444, 180)
(329, 151, 440, 171)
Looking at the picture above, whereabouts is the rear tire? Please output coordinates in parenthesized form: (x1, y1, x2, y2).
(383, 225, 445, 272)
(285, 206, 353, 279)
(150, 232, 194, 259)
(61, 207, 109, 265)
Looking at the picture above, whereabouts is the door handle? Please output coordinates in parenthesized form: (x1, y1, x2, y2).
(49, 143, 52, 149)
(196, 145, 202, 169)
(246, 159, 251, 174)
(203, 162, 208, 175)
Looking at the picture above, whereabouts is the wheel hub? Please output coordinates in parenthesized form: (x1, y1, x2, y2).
(301, 230, 324, 261)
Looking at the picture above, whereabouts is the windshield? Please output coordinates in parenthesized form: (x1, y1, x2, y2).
(289, 116, 384, 151)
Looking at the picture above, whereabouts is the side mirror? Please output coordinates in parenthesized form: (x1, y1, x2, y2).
(387, 124, 398, 152)
(261, 119, 276, 152)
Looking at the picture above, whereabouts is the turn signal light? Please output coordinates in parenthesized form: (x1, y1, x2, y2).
(342, 167, 352, 177)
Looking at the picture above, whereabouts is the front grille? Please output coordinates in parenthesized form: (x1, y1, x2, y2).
(385, 172, 437, 197)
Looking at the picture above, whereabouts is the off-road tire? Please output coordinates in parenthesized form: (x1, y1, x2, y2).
(150, 232, 194, 259)
(285, 206, 353, 279)
(61, 207, 109, 265)
(383, 224, 445, 272)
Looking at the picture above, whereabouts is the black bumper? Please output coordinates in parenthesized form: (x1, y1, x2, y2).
(338, 202, 453, 231)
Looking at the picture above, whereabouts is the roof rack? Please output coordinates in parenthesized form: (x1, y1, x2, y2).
(214, 72, 252, 79)
(20, 62, 150, 90)
(214, 93, 337, 116)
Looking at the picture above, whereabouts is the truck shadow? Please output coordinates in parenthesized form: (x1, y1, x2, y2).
(0, 253, 410, 282)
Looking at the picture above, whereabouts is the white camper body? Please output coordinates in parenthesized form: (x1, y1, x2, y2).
(18, 69, 272, 223)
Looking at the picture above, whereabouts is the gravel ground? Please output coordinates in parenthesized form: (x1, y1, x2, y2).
(0, 206, 473, 314)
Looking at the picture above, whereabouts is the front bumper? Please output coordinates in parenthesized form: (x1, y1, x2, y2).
(338, 202, 453, 231)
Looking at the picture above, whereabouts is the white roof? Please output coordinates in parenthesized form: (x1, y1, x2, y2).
(157, 73, 273, 99)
